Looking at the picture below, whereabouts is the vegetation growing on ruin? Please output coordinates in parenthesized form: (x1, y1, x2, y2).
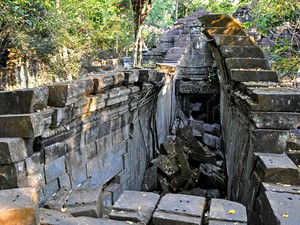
(0, 0, 299, 88)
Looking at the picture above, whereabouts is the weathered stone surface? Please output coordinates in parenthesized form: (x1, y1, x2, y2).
(48, 81, 86, 107)
(258, 191, 300, 225)
(220, 46, 264, 58)
(253, 129, 289, 153)
(44, 156, 66, 183)
(0, 188, 39, 225)
(261, 182, 300, 195)
(46, 187, 103, 218)
(203, 27, 247, 38)
(203, 133, 221, 149)
(226, 58, 270, 70)
(0, 138, 29, 164)
(137, 69, 157, 82)
(112, 72, 125, 86)
(213, 34, 254, 46)
(199, 14, 244, 28)
(142, 165, 157, 192)
(209, 199, 247, 223)
(123, 70, 139, 84)
(39, 208, 74, 225)
(42, 179, 59, 200)
(153, 154, 180, 179)
(89, 93, 108, 112)
(229, 69, 278, 82)
(249, 87, 300, 112)
(0, 113, 46, 137)
(153, 193, 205, 225)
(25, 152, 41, 174)
(43, 142, 67, 164)
(105, 183, 123, 204)
(109, 190, 160, 224)
(90, 73, 114, 94)
(0, 161, 27, 188)
(0, 86, 49, 114)
(254, 153, 300, 185)
(209, 220, 247, 225)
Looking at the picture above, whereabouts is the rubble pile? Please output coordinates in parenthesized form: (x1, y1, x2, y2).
(142, 104, 225, 198)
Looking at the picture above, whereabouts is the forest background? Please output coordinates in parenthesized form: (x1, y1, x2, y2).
(0, 0, 299, 90)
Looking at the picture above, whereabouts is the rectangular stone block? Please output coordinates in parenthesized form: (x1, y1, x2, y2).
(44, 156, 66, 183)
(0, 86, 49, 114)
(42, 179, 59, 200)
(261, 182, 300, 195)
(48, 81, 86, 107)
(254, 153, 300, 185)
(229, 69, 278, 82)
(123, 70, 139, 84)
(137, 69, 157, 83)
(25, 152, 41, 174)
(89, 93, 108, 112)
(112, 72, 125, 86)
(58, 173, 71, 190)
(27, 168, 45, 189)
(259, 191, 300, 225)
(110, 191, 160, 224)
(105, 182, 123, 204)
(0, 113, 45, 137)
(39, 208, 73, 225)
(212, 34, 254, 46)
(250, 112, 300, 129)
(91, 73, 114, 93)
(153, 193, 205, 225)
(0, 161, 27, 188)
(225, 58, 270, 70)
(249, 87, 300, 112)
(203, 133, 221, 149)
(107, 95, 129, 106)
(44, 142, 67, 164)
(253, 129, 289, 153)
(0, 138, 29, 164)
(209, 199, 247, 223)
(69, 166, 87, 188)
(220, 46, 264, 58)
(0, 188, 39, 225)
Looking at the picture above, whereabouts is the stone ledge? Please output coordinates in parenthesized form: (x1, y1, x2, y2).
(229, 69, 278, 82)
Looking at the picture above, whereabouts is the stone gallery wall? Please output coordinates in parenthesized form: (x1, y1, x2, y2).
(0, 69, 174, 205)
(200, 14, 300, 224)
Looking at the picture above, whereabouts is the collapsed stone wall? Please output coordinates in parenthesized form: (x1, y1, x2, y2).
(0, 69, 174, 206)
(200, 14, 300, 224)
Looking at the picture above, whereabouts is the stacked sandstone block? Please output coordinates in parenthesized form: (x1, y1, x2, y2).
(0, 69, 163, 207)
(199, 13, 300, 224)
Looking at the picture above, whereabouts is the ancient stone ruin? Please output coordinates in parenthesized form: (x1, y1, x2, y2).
(1, 8, 300, 225)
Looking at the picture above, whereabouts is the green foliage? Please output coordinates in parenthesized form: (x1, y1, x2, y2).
(245, 0, 300, 78)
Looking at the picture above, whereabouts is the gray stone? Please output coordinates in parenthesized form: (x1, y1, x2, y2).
(249, 87, 300, 112)
(225, 58, 270, 70)
(254, 153, 300, 185)
(109, 190, 160, 224)
(250, 112, 300, 129)
(142, 164, 157, 192)
(25, 152, 41, 174)
(253, 129, 289, 153)
(229, 69, 278, 82)
(91, 73, 114, 93)
(48, 81, 86, 107)
(0, 113, 45, 137)
(153, 154, 180, 179)
(209, 221, 247, 225)
(0, 161, 27, 188)
(0, 188, 39, 225)
(220, 46, 265, 58)
(43, 179, 60, 200)
(259, 191, 300, 225)
(39, 208, 74, 225)
(0, 138, 29, 164)
(105, 183, 123, 204)
(27, 168, 45, 189)
(44, 156, 66, 183)
(153, 193, 206, 225)
(203, 27, 246, 38)
(0, 86, 49, 114)
(44, 142, 67, 164)
(213, 34, 254, 46)
(112, 72, 125, 86)
(203, 133, 221, 149)
(123, 70, 139, 84)
(261, 182, 300, 195)
(58, 173, 71, 190)
(209, 199, 247, 223)
(88, 93, 108, 112)
(199, 14, 244, 28)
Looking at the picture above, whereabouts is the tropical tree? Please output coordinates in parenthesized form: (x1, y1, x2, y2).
(131, 0, 155, 67)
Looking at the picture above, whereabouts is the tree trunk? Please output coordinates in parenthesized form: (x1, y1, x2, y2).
(133, 25, 143, 67)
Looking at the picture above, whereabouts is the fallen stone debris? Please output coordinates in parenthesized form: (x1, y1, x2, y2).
(142, 108, 225, 199)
